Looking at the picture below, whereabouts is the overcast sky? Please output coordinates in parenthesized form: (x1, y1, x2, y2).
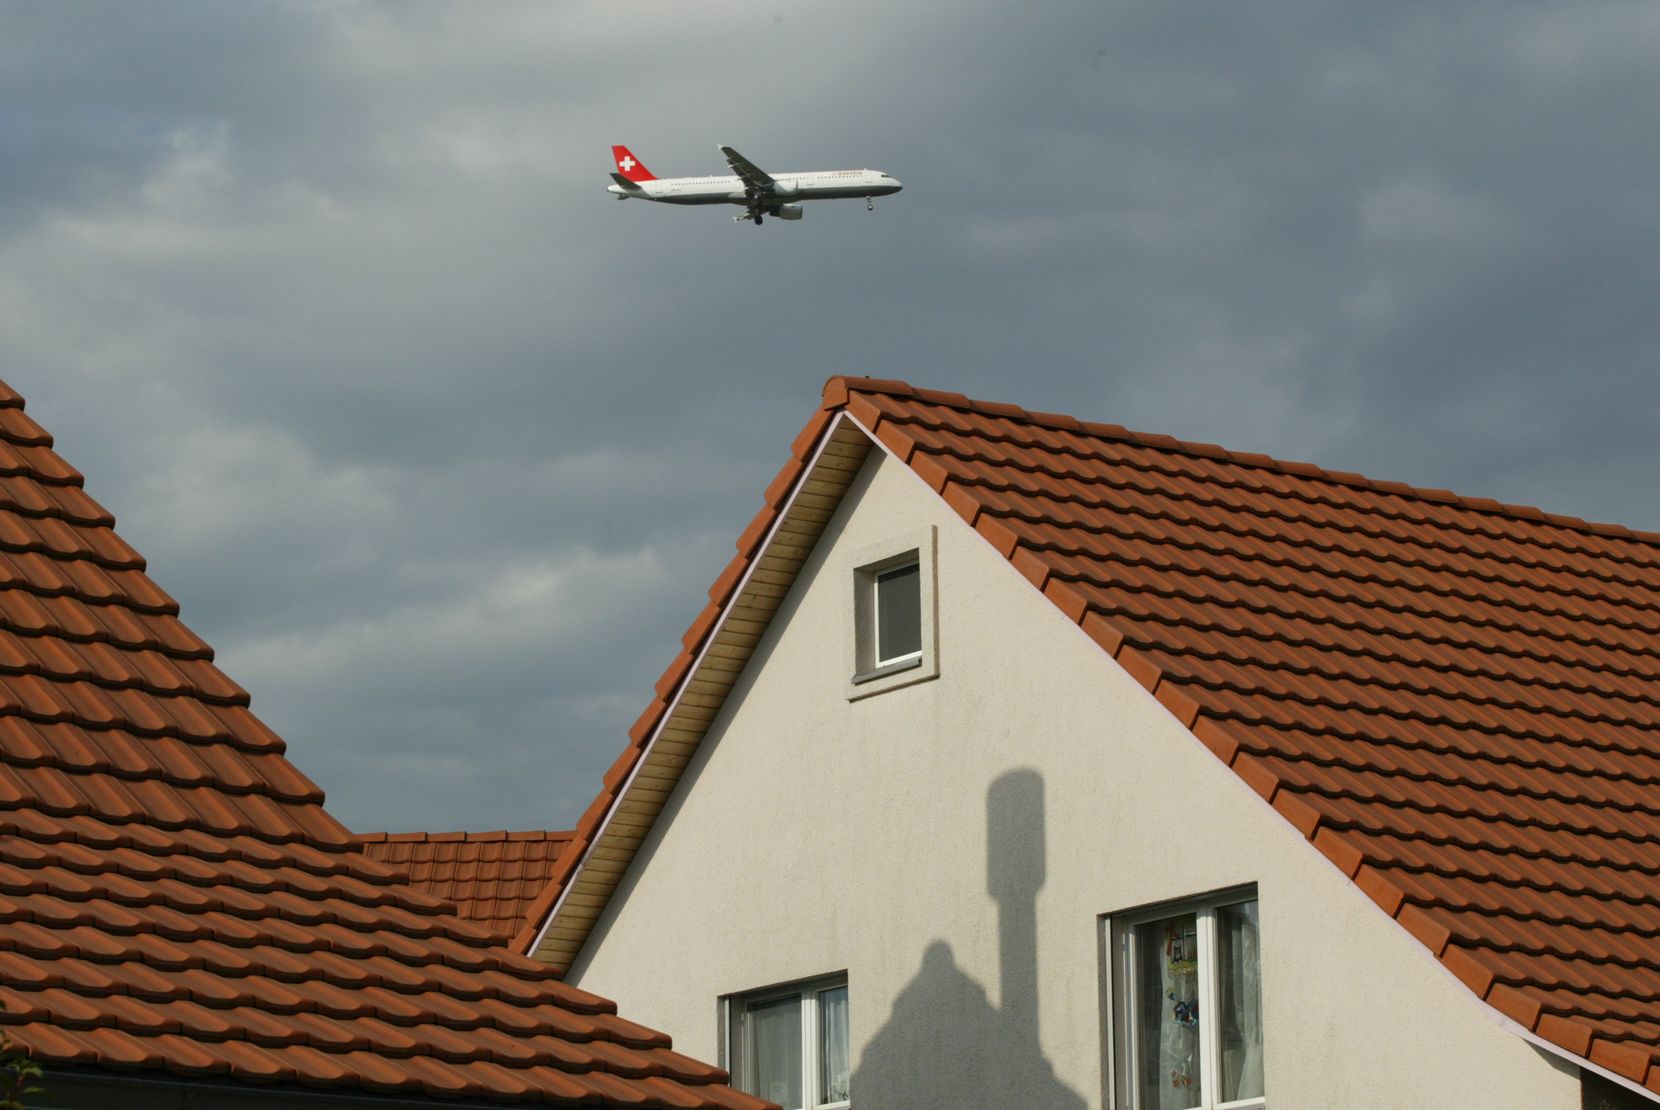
(4, 1, 1657, 833)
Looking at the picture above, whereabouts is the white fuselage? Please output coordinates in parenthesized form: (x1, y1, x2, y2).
(608, 168, 902, 206)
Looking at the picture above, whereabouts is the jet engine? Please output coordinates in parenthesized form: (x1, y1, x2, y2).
(772, 203, 805, 221)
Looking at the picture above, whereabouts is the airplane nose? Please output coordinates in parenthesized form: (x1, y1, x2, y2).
(889, 177, 903, 191)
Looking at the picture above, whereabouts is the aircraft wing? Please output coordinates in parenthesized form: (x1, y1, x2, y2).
(719, 145, 777, 193)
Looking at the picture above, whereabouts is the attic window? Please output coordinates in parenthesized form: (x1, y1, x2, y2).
(847, 527, 938, 700)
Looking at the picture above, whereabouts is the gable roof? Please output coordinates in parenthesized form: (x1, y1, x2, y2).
(0, 380, 769, 1110)
(529, 376, 1660, 1099)
(358, 830, 573, 942)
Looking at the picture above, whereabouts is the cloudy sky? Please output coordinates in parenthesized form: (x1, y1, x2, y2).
(4, 1, 1657, 833)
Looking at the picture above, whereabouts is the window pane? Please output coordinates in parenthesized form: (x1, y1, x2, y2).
(875, 562, 921, 663)
(818, 985, 850, 1103)
(1218, 901, 1265, 1102)
(1134, 914, 1201, 1110)
(744, 996, 802, 1109)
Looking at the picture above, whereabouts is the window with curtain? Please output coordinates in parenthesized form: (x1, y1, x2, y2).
(1110, 891, 1264, 1110)
(725, 976, 851, 1110)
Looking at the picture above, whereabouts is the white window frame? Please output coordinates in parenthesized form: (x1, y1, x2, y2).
(1103, 887, 1265, 1110)
(721, 974, 851, 1110)
(844, 526, 938, 701)
(871, 562, 923, 669)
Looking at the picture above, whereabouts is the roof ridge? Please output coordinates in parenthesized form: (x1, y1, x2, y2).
(356, 828, 574, 844)
(821, 375, 1660, 549)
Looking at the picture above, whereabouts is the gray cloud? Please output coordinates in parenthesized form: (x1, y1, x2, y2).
(4, 0, 1658, 831)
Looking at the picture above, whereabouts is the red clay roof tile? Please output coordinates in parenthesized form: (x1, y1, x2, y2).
(0, 382, 769, 1109)
(357, 829, 574, 943)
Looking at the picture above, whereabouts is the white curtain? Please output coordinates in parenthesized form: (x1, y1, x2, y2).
(819, 985, 851, 1103)
(1219, 902, 1265, 1101)
(747, 996, 802, 1109)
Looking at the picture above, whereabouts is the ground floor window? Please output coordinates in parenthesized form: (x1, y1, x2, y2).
(724, 975, 850, 1109)
(1108, 890, 1264, 1110)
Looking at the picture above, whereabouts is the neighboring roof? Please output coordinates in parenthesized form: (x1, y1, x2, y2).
(531, 376, 1660, 1098)
(358, 830, 574, 941)
(0, 380, 769, 1110)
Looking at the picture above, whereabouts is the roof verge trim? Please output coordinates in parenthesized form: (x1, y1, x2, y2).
(523, 409, 868, 966)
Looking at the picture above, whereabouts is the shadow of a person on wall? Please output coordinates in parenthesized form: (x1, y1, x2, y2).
(852, 769, 1088, 1109)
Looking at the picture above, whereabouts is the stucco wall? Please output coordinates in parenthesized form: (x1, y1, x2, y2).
(568, 448, 1580, 1109)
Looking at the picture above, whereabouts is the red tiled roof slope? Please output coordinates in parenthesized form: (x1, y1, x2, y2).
(836, 378, 1660, 1094)
(0, 381, 769, 1109)
(359, 830, 573, 941)
(537, 375, 1660, 1097)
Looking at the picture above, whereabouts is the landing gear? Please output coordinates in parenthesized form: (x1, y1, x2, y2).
(866, 197, 874, 211)
(754, 213, 763, 225)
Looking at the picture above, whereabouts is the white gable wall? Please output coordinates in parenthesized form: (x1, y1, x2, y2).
(568, 448, 1579, 1109)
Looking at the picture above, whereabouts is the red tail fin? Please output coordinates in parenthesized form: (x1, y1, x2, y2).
(611, 145, 656, 183)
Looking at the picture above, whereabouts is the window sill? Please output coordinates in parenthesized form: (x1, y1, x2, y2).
(847, 654, 937, 701)
(852, 656, 922, 685)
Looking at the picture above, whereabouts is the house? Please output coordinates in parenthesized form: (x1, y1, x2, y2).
(0, 379, 770, 1110)
(510, 378, 1660, 1109)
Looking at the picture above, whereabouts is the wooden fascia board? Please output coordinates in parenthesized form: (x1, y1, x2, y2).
(526, 413, 872, 966)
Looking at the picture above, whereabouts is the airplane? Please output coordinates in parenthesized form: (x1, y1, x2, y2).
(607, 144, 902, 226)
